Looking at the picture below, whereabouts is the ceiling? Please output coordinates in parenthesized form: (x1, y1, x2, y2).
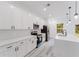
(6, 1, 79, 20)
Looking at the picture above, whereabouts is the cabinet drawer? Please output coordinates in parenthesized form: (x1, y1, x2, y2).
(15, 39, 27, 46)
(28, 37, 37, 43)
(0, 42, 17, 51)
(0, 42, 17, 57)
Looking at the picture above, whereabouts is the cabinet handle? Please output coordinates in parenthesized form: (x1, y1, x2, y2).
(15, 46, 19, 52)
(20, 42, 24, 44)
(32, 40, 34, 43)
(7, 46, 12, 48)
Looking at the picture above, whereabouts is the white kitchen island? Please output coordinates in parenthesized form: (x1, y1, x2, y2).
(54, 34, 79, 57)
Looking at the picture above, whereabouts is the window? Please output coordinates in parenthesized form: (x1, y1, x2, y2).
(75, 24, 79, 34)
(57, 23, 64, 34)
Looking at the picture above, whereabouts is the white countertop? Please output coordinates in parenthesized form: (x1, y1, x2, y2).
(0, 36, 36, 47)
(0, 30, 36, 46)
(55, 35, 79, 43)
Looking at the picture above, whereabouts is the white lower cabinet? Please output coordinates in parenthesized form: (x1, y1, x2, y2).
(0, 37, 37, 57)
(0, 43, 17, 57)
(26, 37, 37, 53)
(30, 37, 37, 50)
(16, 37, 37, 57)
(16, 39, 29, 57)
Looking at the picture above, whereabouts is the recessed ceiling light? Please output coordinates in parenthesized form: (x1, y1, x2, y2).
(43, 8, 47, 11)
(28, 13, 31, 16)
(10, 5, 15, 8)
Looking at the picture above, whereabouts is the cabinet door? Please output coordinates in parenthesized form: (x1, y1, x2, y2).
(26, 37, 34, 53)
(27, 37, 37, 52)
(26, 38, 32, 53)
(0, 43, 17, 57)
(15, 37, 37, 57)
(16, 39, 29, 57)
(30, 37, 37, 49)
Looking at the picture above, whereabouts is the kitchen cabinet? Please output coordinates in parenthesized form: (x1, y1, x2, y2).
(29, 37, 37, 50)
(25, 37, 37, 54)
(16, 39, 29, 57)
(0, 36, 37, 57)
(0, 42, 17, 57)
(16, 37, 37, 57)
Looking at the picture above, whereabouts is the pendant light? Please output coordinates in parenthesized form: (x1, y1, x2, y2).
(43, 3, 51, 11)
(74, 1, 78, 19)
(66, 6, 72, 25)
(68, 6, 71, 24)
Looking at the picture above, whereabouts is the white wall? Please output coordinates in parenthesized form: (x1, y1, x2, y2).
(0, 2, 46, 29)
(46, 1, 79, 42)
(48, 16, 79, 43)
(47, 17, 58, 39)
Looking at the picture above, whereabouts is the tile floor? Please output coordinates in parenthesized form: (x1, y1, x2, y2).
(25, 38, 79, 57)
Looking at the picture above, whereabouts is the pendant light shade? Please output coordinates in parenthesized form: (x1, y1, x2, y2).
(74, 13, 78, 19)
(74, 1, 78, 19)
